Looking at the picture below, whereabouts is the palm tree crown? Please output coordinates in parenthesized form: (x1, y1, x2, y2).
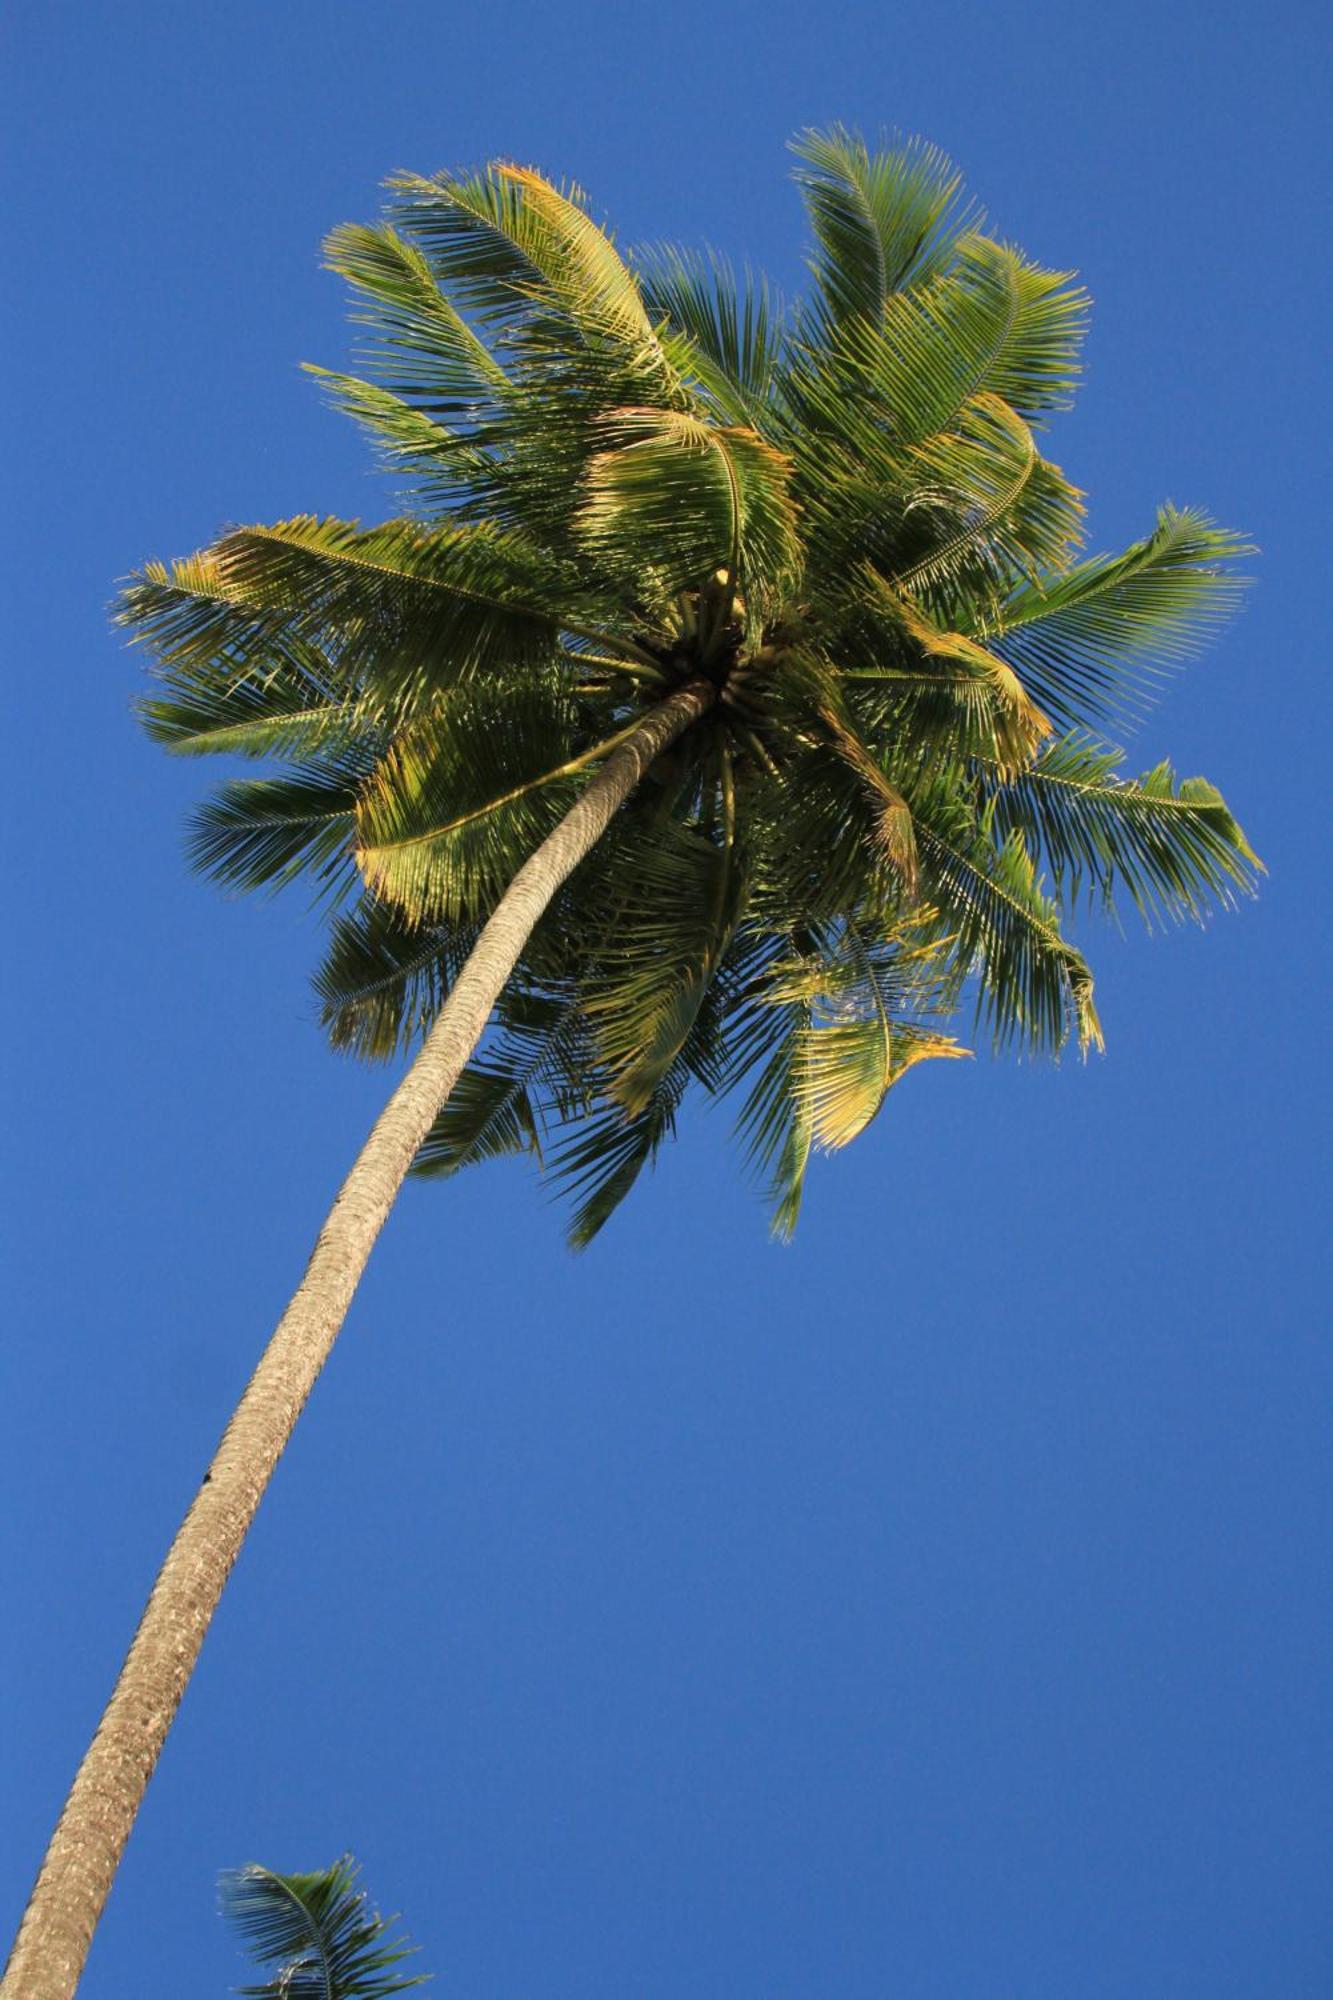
(125, 128, 1258, 1242)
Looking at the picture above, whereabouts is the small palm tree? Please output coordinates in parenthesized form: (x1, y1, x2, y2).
(5, 130, 1258, 1997)
(220, 1857, 425, 1999)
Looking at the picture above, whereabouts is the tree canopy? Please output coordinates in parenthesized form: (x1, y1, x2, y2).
(124, 128, 1258, 1242)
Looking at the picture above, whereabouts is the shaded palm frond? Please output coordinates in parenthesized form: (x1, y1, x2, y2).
(353, 675, 604, 922)
(581, 816, 746, 1116)
(220, 1858, 424, 2000)
(547, 1074, 685, 1248)
(124, 555, 378, 758)
(413, 991, 590, 1178)
(636, 245, 785, 422)
(314, 894, 477, 1058)
(734, 1002, 816, 1240)
(185, 758, 368, 899)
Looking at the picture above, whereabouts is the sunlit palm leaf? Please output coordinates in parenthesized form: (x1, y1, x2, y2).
(791, 127, 978, 326)
(984, 507, 1251, 729)
(354, 678, 614, 921)
(988, 734, 1260, 925)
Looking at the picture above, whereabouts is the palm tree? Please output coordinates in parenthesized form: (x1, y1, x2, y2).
(4, 130, 1258, 1997)
(220, 1857, 426, 1999)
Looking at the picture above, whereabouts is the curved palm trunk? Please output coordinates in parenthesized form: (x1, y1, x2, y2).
(5, 679, 714, 2000)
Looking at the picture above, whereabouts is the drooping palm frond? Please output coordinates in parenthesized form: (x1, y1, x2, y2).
(579, 814, 746, 1117)
(206, 516, 583, 692)
(845, 566, 1052, 774)
(774, 927, 966, 1151)
(220, 1858, 425, 2000)
(912, 785, 1103, 1054)
(734, 1002, 816, 1241)
(413, 989, 592, 1179)
(731, 918, 963, 1236)
(314, 894, 476, 1058)
(546, 1071, 686, 1248)
(352, 679, 632, 922)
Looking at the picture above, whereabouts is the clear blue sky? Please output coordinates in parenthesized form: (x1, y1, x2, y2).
(2, 2, 1329, 1994)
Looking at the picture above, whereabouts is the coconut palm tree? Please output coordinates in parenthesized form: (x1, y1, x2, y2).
(4, 129, 1258, 1997)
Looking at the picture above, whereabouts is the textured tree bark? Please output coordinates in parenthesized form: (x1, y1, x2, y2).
(4, 678, 714, 2000)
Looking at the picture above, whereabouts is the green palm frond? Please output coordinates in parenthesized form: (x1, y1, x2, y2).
(304, 367, 497, 501)
(733, 918, 962, 1235)
(636, 246, 785, 421)
(582, 816, 746, 1116)
(323, 221, 511, 411)
(735, 1004, 816, 1241)
(914, 792, 1103, 1053)
(494, 163, 663, 350)
(984, 506, 1251, 729)
(206, 515, 583, 691)
(785, 235, 1084, 456)
(220, 1857, 424, 2000)
(548, 1074, 685, 1248)
(790, 127, 978, 326)
(353, 682, 635, 922)
(578, 406, 801, 623)
(944, 235, 1090, 419)
(890, 394, 1084, 590)
(413, 991, 589, 1178)
(124, 555, 371, 752)
(387, 163, 675, 394)
(186, 760, 368, 899)
(847, 567, 1052, 775)
(314, 895, 476, 1058)
(988, 734, 1261, 925)
(131, 574, 376, 762)
(743, 746, 890, 934)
